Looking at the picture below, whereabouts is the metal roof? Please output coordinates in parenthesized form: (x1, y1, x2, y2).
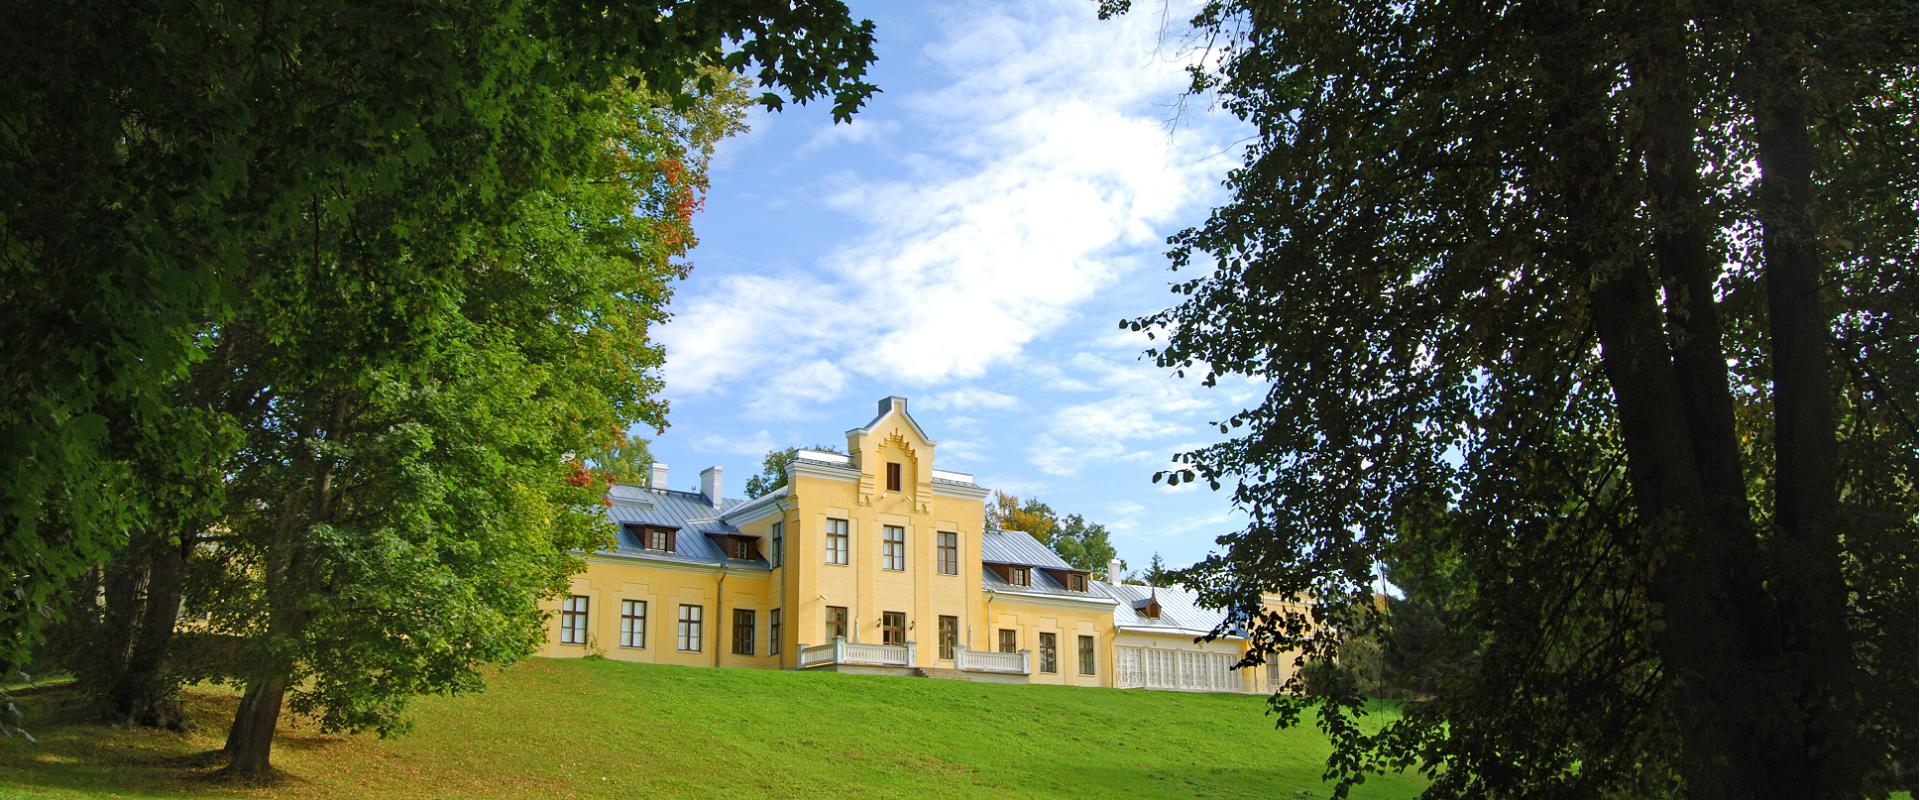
(982, 565, 1115, 605)
(979, 527, 1072, 570)
(598, 486, 763, 569)
(1095, 581, 1237, 637)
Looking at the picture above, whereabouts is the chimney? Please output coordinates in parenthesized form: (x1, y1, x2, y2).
(700, 465, 724, 507)
(650, 463, 670, 489)
(1107, 558, 1125, 584)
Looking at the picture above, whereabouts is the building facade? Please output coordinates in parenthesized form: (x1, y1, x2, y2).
(538, 396, 1301, 693)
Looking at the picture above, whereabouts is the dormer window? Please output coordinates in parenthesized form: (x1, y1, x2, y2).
(642, 527, 676, 553)
(1009, 566, 1029, 587)
(886, 462, 902, 492)
(1067, 573, 1087, 592)
(728, 538, 751, 560)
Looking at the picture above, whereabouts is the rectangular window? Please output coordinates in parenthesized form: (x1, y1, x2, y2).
(619, 600, 647, 649)
(1078, 635, 1095, 675)
(886, 462, 902, 492)
(1009, 566, 1028, 587)
(770, 522, 783, 568)
(1266, 660, 1281, 683)
(645, 527, 675, 553)
(998, 628, 1017, 654)
(677, 604, 703, 652)
(882, 611, 906, 646)
(561, 595, 589, 645)
(938, 615, 958, 661)
(826, 606, 849, 641)
(937, 532, 958, 575)
(1068, 573, 1087, 592)
(826, 518, 850, 565)
(769, 608, 782, 655)
(1039, 632, 1058, 674)
(882, 525, 905, 571)
(732, 609, 755, 656)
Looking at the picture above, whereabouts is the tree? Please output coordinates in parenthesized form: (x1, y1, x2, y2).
(1141, 553, 1171, 588)
(986, 492, 1119, 576)
(1053, 514, 1119, 577)
(744, 445, 843, 498)
(1105, 0, 1913, 797)
(205, 73, 752, 776)
(2, 0, 878, 759)
(988, 491, 1059, 540)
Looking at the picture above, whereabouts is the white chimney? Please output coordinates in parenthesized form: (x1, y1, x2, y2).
(1107, 558, 1125, 584)
(650, 463, 669, 489)
(700, 465, 724, 507)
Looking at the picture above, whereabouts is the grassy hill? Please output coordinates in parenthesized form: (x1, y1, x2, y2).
(1, 658, 1427, 799)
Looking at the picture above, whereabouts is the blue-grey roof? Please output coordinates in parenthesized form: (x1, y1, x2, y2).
(1096, 581, 1235, 636)
(597, 486, 764, 569)
(980, 528, 1072, 570)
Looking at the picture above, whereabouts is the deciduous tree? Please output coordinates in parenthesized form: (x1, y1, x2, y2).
(1103, 0, 1914, 796)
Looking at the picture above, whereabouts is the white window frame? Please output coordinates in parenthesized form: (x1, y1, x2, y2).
(677, 604, 703, 652)
(826, 518, 850, 565)
(619, 599, 647, 649)
(882, 525, 905, 571)
(561, 595, 589, 645)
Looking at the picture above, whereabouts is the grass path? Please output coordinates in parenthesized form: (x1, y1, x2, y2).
(1, 658, 1426, 799)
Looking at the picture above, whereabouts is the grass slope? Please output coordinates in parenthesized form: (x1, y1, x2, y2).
(1, 658, 1426, 799)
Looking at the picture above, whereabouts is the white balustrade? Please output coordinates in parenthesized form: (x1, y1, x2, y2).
(956, 648, 1030, 674)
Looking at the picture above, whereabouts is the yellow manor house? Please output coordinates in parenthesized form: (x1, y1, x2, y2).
(539, 396, 1301, 693)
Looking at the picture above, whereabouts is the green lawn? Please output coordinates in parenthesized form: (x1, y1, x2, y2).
(0, 658, 1426, 799)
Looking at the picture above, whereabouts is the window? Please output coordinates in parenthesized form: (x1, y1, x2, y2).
(826, 606, 849, 641)
(882, 525, 905, 571)
(938, 615, 958, 661)
(619, 600, 647, 649)
(732, 609, 755, 656)
(1078, 635, 1096, 675)
(1067, 573, 1087, 592)
(677, 604, 703, 652)
(886, 461, 902, 492)
(1039, 632, 1058, 673)
(561, 595, 589, 645)
(882, 611, 906, 646)
(1266, 659, 1281, 683)
(936, 532, 958, 575)
(769, 609, 782, 655)
(770, 522, 783, 568)
(644, 527, 675, 552)
(727, 537, 752, 560)
(998, 628, 1017, 654)
(826, 518, 849, 565)
(1008, 566, 1028, 587)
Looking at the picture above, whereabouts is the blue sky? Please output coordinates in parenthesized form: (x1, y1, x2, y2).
(643, 0, 1258, 571)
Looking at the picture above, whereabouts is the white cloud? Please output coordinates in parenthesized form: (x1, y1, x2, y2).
(689, 429, 777, 457)
(919, 388, 1020, 413)
(745, 359, 847, 420)
(798, 117, 901, 155)
(659, 0, 1240, 409)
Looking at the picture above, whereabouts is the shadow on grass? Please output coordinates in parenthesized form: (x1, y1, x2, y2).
(0, 684, 318, 799)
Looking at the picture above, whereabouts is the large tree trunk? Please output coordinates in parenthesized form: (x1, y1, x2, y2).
(221, 669, 288, 778)
(1743, 11, 1860, 796)
(1530, 9, 1803, 796)
(107, 537, 189, 730)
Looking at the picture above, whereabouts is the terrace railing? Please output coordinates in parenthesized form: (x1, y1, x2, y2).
(956, 647, 1030, 675)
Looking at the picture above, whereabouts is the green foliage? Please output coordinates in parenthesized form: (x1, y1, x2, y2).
(1113, 0, 1914, 797)
(987, 492, 1119, 577)
(744, 445, 843, 498)
(0, 0, 877, 755)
